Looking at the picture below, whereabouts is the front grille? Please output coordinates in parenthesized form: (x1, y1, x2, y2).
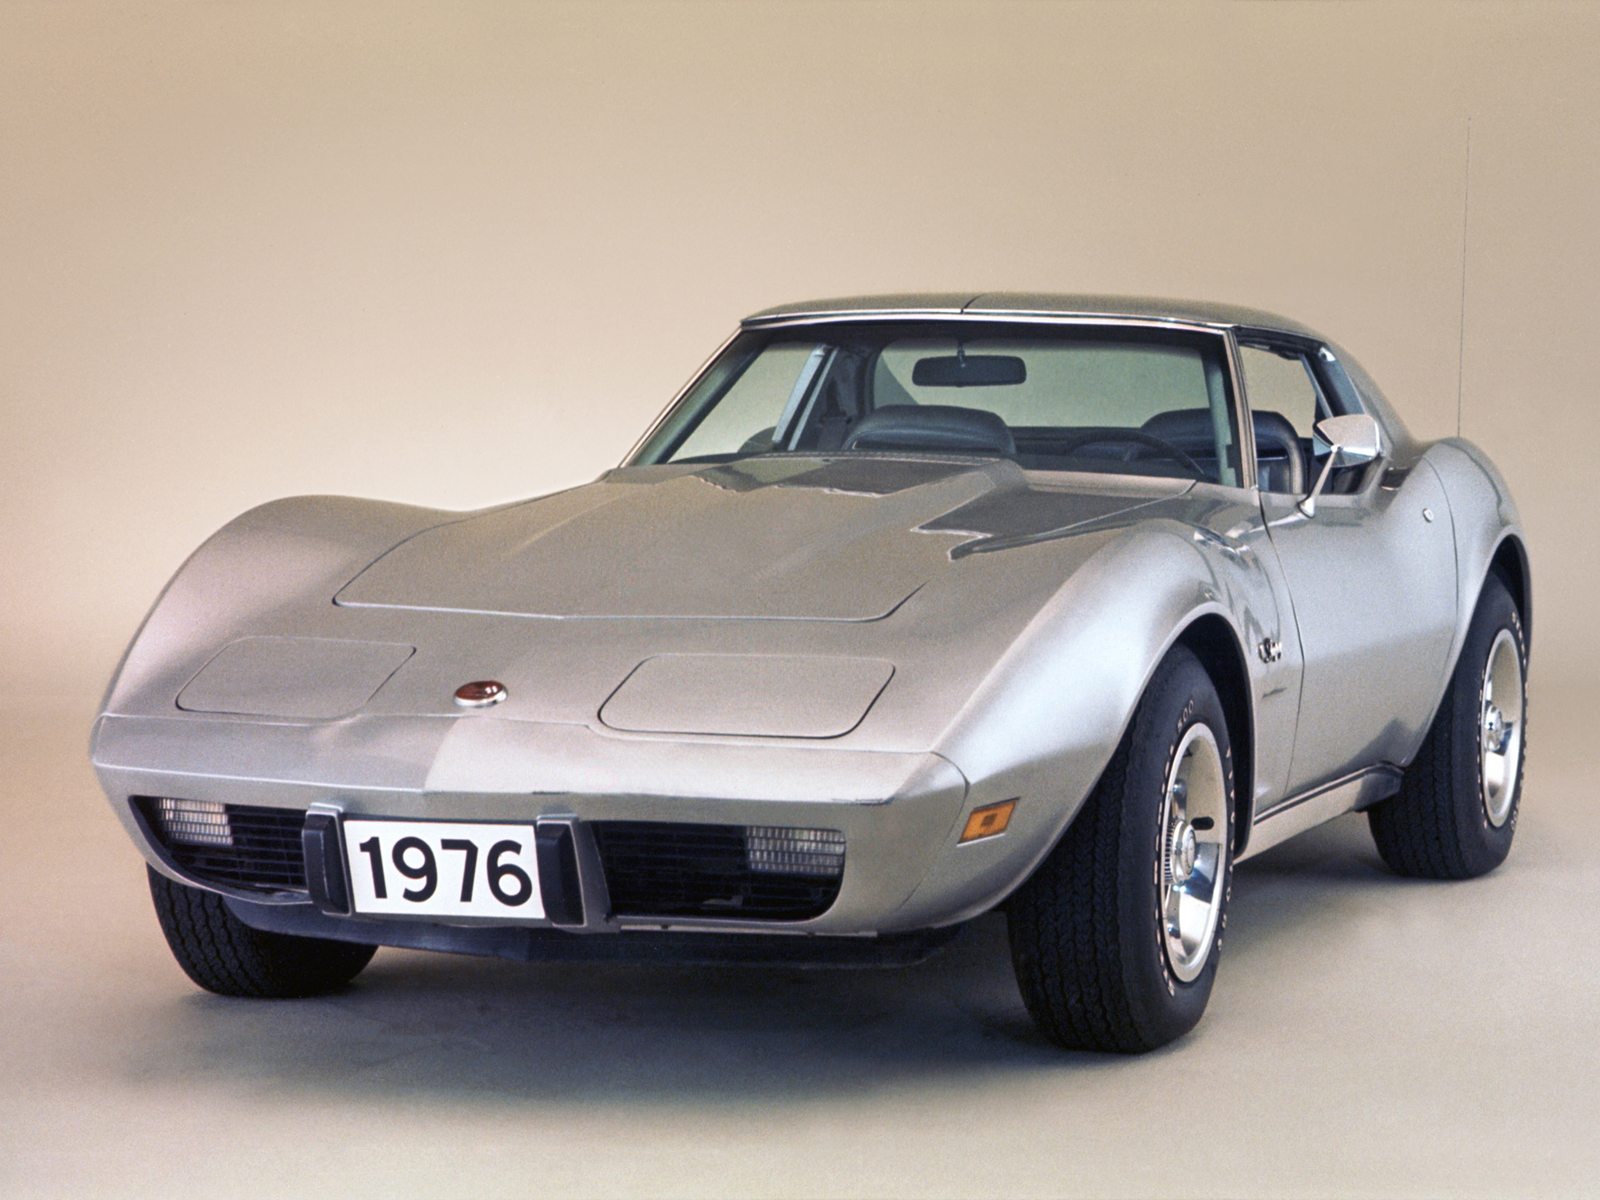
(592, 821, 845, 920)
(136, 797, 307, 894)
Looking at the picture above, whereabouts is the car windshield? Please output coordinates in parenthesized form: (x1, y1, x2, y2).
(631, 321, 1241, 485)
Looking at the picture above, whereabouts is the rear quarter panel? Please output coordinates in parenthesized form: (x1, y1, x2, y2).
(1426, 438, 1531, 677)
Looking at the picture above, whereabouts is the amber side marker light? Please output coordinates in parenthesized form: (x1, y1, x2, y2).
(960, 799, 1017, 843)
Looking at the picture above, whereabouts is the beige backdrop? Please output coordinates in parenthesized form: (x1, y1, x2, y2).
(4, 6, 1600, 1199)
(3, 1, 1597, 704)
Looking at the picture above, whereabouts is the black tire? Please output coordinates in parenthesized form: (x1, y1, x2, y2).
(148, 867, 376, 997)
(1368, 574, 1527, 879)
(1007, 646, 1235, 1053)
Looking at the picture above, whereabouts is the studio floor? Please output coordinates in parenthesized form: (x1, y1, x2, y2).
(3, 685, 1596, 1199)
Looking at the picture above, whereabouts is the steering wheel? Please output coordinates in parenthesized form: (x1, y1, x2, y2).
(1056, 429, 1207, 478)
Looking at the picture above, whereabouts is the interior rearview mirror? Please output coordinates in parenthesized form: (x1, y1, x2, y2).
(1298, 413, 1383, 517)
(911, 354, 1027, 387)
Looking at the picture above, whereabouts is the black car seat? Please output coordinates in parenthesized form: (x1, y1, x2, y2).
(1139, 408, 1306, 494)
(842, 405, 1016, 457)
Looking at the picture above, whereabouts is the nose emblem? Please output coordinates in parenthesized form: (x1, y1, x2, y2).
(454, 680, 507, 708)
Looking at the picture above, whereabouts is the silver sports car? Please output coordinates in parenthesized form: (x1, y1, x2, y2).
(91, 294, 1530, 1052)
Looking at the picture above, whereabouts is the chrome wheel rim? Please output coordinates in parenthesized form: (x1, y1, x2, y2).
(1480, 628, 1524, 827)
(1160, 724, 1227, 983)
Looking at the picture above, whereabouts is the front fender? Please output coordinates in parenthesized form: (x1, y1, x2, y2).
(889, 522, 1249, 929)
(96, 495, 454, 722)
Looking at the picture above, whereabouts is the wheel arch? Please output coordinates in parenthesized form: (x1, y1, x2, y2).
(1487, 533, 1532, 648)
(1173, 613, 1257, 856)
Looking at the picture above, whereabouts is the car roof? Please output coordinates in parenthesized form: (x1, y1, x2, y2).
(743, 293, 1324, 341)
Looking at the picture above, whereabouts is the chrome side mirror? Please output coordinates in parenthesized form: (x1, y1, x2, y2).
(1299, 413, 1383, 517)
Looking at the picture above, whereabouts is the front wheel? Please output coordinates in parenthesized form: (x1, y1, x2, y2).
(1008, 646, 1235, 1052)
(148, 867, 376, 997)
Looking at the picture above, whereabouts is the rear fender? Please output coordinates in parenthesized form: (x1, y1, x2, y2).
(1425, 441, 1531, 711)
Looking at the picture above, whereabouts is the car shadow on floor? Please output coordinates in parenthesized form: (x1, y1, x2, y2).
(115, 812, 1407, 1106)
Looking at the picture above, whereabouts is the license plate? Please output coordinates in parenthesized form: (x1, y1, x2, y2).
(343, 820, 545, 920)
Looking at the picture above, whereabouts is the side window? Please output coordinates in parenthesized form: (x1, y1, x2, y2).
(1238, 344, 1329, 495)
(1238, 345, 1324, 437)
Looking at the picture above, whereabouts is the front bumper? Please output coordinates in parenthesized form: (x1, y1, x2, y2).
(92, 711, 1043, 938)
(227, 894, 965, 967)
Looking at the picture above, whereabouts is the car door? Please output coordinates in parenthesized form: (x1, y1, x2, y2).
(1243, 338, 1458, 794)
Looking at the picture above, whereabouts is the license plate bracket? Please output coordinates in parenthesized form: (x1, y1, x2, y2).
(302, 812, 586, 926)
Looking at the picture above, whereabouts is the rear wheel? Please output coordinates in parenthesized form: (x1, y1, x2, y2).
(148, 867, 376, 997)
(1008, 646, 1235, 1052)
(1368, 574, 1527, 879)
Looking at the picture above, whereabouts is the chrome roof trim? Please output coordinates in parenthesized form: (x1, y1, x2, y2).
(743, 293, 1324, 342)
(741, 310, 1241, 336)
(743, 293, 980, 323)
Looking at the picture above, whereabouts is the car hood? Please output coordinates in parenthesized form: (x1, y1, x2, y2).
(335, 456, 1183, 622)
